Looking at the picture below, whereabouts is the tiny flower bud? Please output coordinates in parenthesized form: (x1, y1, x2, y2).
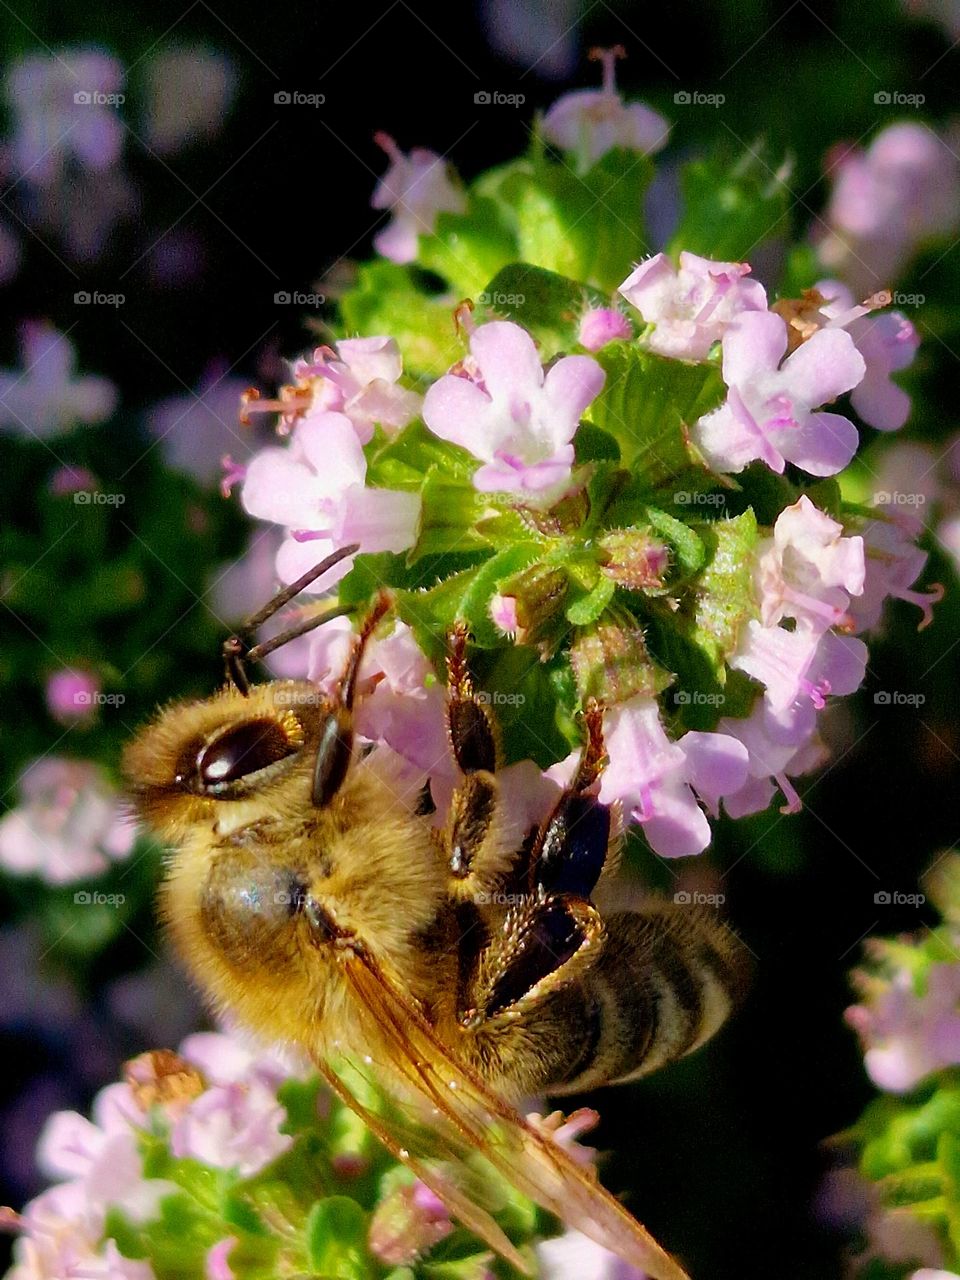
(495, 563, 569, 649)
(368, 1180, 454, 1265)
(578, 306, 632, 351)
(45, 669, 100, 724)
(599, 529, 670, 590)
(570, 622, 670, 705)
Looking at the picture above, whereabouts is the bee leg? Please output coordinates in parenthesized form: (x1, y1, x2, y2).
(312, 591, 392, 807)
(443, 623, 520, 900)
(527, 701, 614, 900)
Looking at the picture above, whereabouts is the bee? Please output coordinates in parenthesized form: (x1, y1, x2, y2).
(124, 545, 747, 1280)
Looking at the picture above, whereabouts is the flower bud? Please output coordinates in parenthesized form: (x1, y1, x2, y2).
(494, 563, 569, 649)
(368, 1180, 454, 1265)
(598, 528, 670, 590)
(570, 622, 671, 704)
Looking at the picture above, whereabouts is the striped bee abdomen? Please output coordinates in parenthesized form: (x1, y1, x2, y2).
(547, 902, 749, 1095)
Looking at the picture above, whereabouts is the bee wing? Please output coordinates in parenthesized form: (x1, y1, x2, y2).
(329, 945, 690, 1280)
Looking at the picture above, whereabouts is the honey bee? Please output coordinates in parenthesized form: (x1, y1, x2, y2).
(124, 546, 747, 1280)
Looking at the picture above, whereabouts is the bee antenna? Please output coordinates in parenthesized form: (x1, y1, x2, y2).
(223, 544, 360, 695)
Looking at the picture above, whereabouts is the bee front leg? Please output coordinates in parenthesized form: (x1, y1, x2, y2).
(443, 623, 521, 902)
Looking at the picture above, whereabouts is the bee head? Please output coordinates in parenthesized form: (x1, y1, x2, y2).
(122, 680, 329, 844)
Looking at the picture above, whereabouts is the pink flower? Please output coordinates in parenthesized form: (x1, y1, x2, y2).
(717, 699, 827, 816)
(241, 411, 420, 591)
(148, 365, 252, 487)
(8, 1180, 155, 1280)
(170, 1078, 292, 1177)
(0, 322, 116, 438)
(757, 496, 865, 632)
(597, 696, 748, 857)
(847, 962, 960, 1093)
(45, 669, 101, 724)
(694, 310, 865, 476)
(541, 46, 669, 170)
(205, 1237, 237, 1280)
(0, 757, 136, 884)
(849, 510, 942, 633)
(537, 1227, 649, 1280)
(812, 281, 920, 430)
(577, 307, 632, 351)
(289, 337, 422, 443)
(732, 623, 867, 716)
(819, 123, 960, 293)
(619, 252, 767, 360)
(371, 133, 465, 264)
(4, 50, 124, 185)
(423, 320, 605, 501)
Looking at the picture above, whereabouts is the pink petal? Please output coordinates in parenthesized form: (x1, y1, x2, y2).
(423, 374, 494, 453)
(469, 321, 543, 402)
(542, 354, 606, 429)
(781, 327, 866, 406)
(777, 409, 859, 476)
(681, 731, 750, 815)
(722, 311, 789, 389)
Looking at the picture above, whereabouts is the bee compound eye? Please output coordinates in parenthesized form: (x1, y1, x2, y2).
(200, 854, 308, 973)
(196, 718, 298, 791)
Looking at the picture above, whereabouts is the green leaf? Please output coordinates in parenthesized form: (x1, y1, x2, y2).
(339, 261, 460, 378)
(456, 542, 546, 646)
(585, 344, 726, 484)
(365, 421, 474, 491)
(476, 262, 606, 358)
(417, 197, 519, 297)
(499, 150, 653, 291)
(304, 1196, 372, 1279)
(686, 509, 760, 671)
(644, 506, 707, 578)
(565, 574, 615, 625)
(668, 144, 793, 262)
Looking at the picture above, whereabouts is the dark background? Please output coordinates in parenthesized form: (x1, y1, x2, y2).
(2, 2, 959, 1277)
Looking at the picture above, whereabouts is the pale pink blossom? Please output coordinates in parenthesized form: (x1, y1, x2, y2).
(170, 1078, 292, 1177)
(4, 50, 124, 185)
(423, 320, 605, 501)
(577, 307, 632, 351)
(847, 962, 960, 1092)
(732, 623, 867, 715)
(45, 669, 101, 723)
(371, 133, 465, 264)
(537, 1227, 649, 1280)
(597, 696, 748, 857)
(695, 310, 865, 476)
(717, 699, 827, 817)
(241, 411, 420, 592)
(819, 123, 960, 293)
(619, 251, 767, 360)
(810, 280, 921, 430)
(0, 322, 116, 438)
(148, 365, 251, 486)
(541, 46, 669, 170)
(489, 592, 520, 635)
(289, 337, 422, 442)
(850, 509, 942, 633)
(0, 757, 136, 884)
(757, 496, 865, 632)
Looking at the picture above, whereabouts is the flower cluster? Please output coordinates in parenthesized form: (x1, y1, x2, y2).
(229, 222, 937, 859)
(6, 1028, 599, 1280)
